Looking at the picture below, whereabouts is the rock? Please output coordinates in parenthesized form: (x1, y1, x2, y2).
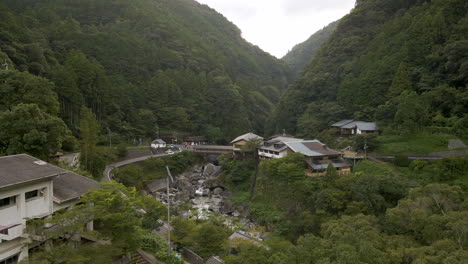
(208, 205, 220, 212)
(233, 211, 240, 217)
(211, 197, 222, 205)
(177, 178, 192, 191)
(213, 187, 224, 195)
(203, 163, 221, 177)
(193, 165, 203, 173)
(175, 190, 190, 201)
(220, 200, 236, 214)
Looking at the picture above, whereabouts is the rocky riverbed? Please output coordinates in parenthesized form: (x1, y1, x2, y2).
(152, 163, 258, 231)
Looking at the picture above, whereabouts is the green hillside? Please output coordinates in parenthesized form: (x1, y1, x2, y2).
(273, 0, 467, 138)
(282, 20, 338, 79)
(0, 0, 291, 154)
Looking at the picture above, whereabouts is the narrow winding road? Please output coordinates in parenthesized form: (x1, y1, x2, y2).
(103, 153, 171, 182)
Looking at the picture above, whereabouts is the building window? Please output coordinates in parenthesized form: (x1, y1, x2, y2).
(26, 189, 42, 201)
(0, 196, 16, 209)
(0, 254, 18, 264)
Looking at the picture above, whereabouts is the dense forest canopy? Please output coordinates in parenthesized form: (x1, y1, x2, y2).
(0, 0, 291, 155)
(282, 20, 338, 80)
(272, 0, 467, 138)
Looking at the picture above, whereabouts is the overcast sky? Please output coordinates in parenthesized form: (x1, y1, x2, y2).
(195, 0, 356, 58)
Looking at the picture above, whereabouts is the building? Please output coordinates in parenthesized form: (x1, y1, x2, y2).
(185, 136, 208, 146)
(230, 133, 263, 152)
(151, 139, 166, 149)
(284, 140, 351, 176)
(331, 120, 379, 136)
(0, 154, 99, 263)
(258, 136, 303, 159)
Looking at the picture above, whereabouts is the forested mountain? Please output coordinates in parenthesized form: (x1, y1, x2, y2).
(282, 20, 338, 79)
(0, 0, 291, 156)
(273, 0, 467, 137)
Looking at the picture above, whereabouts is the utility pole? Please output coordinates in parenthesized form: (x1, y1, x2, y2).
(364, 139, 368, 159)
(165, 166, 174, 255)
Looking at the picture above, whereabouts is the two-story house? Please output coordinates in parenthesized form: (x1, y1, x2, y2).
(0, 154, 99, 263)
(284, 140, 351, 176)
(230, 133, 263, 152)
(257, 136, 303, 159)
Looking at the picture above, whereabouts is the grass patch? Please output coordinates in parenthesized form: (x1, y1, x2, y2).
(374, 132, 455, 155)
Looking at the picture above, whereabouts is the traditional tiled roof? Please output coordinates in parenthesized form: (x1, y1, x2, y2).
(333, 120, 378, 131)
(230, 132, 263, 144)
(306, 159, 350, 170)
(0, 154, 64, 189)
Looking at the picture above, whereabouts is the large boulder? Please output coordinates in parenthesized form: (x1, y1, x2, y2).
(203, 163, 221, 177)
(220, 200, 236, 214)
(213, 187, 224, 195)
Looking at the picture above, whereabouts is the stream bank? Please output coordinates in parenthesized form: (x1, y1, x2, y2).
(149, 163, 262, 238)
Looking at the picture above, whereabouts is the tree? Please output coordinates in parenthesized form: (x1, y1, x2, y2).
(394, 91, 429, 133)
(0, 70, 59, 115)
(388, 62, 412, 96)
(0, 103, 71, 160)
(79, 106, 101, 178)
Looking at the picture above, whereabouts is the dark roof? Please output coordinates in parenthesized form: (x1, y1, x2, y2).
(186, 136, 207, 142)
(331, 120, 354, 127)
(53, 171, 100, 203)
(333, 120, 378, 131)
(0, 154, 64, 189)
(306, 159, 350, 170)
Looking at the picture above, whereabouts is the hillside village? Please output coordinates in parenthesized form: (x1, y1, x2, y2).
(0, 0, 467, 263)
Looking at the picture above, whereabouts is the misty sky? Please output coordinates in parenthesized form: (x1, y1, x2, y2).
(195, 0, 356, 58)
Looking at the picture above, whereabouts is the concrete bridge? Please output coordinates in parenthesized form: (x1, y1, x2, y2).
(189, 145, 233, 155)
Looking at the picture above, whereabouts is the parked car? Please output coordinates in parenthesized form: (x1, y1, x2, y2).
(165, 150, 174, 154)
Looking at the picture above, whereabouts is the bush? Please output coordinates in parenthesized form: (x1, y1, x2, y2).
(394, 154, 411, 167)
(409, 159, 429, 170)
(116, 144, 128, 158)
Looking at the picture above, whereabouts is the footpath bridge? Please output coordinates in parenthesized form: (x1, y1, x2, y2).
(189, 145, 233, 155)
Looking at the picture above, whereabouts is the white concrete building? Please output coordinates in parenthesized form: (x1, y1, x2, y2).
(151, 139, 166, 149)
(0, 154, 99, 263)
(257, 136, 303, 159)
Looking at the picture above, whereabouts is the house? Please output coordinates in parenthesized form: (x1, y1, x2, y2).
(230, 133, 263, 152)
(186, 136, 208, 146)
(258, 136, 303, 159)
(331, 120, 379, 136)
(0, 154, 99, 263)
(284, 140, 351, 176)
(151, 139, 166, 149)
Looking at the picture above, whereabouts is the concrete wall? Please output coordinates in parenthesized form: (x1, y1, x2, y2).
(0, 179, 54, 262)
